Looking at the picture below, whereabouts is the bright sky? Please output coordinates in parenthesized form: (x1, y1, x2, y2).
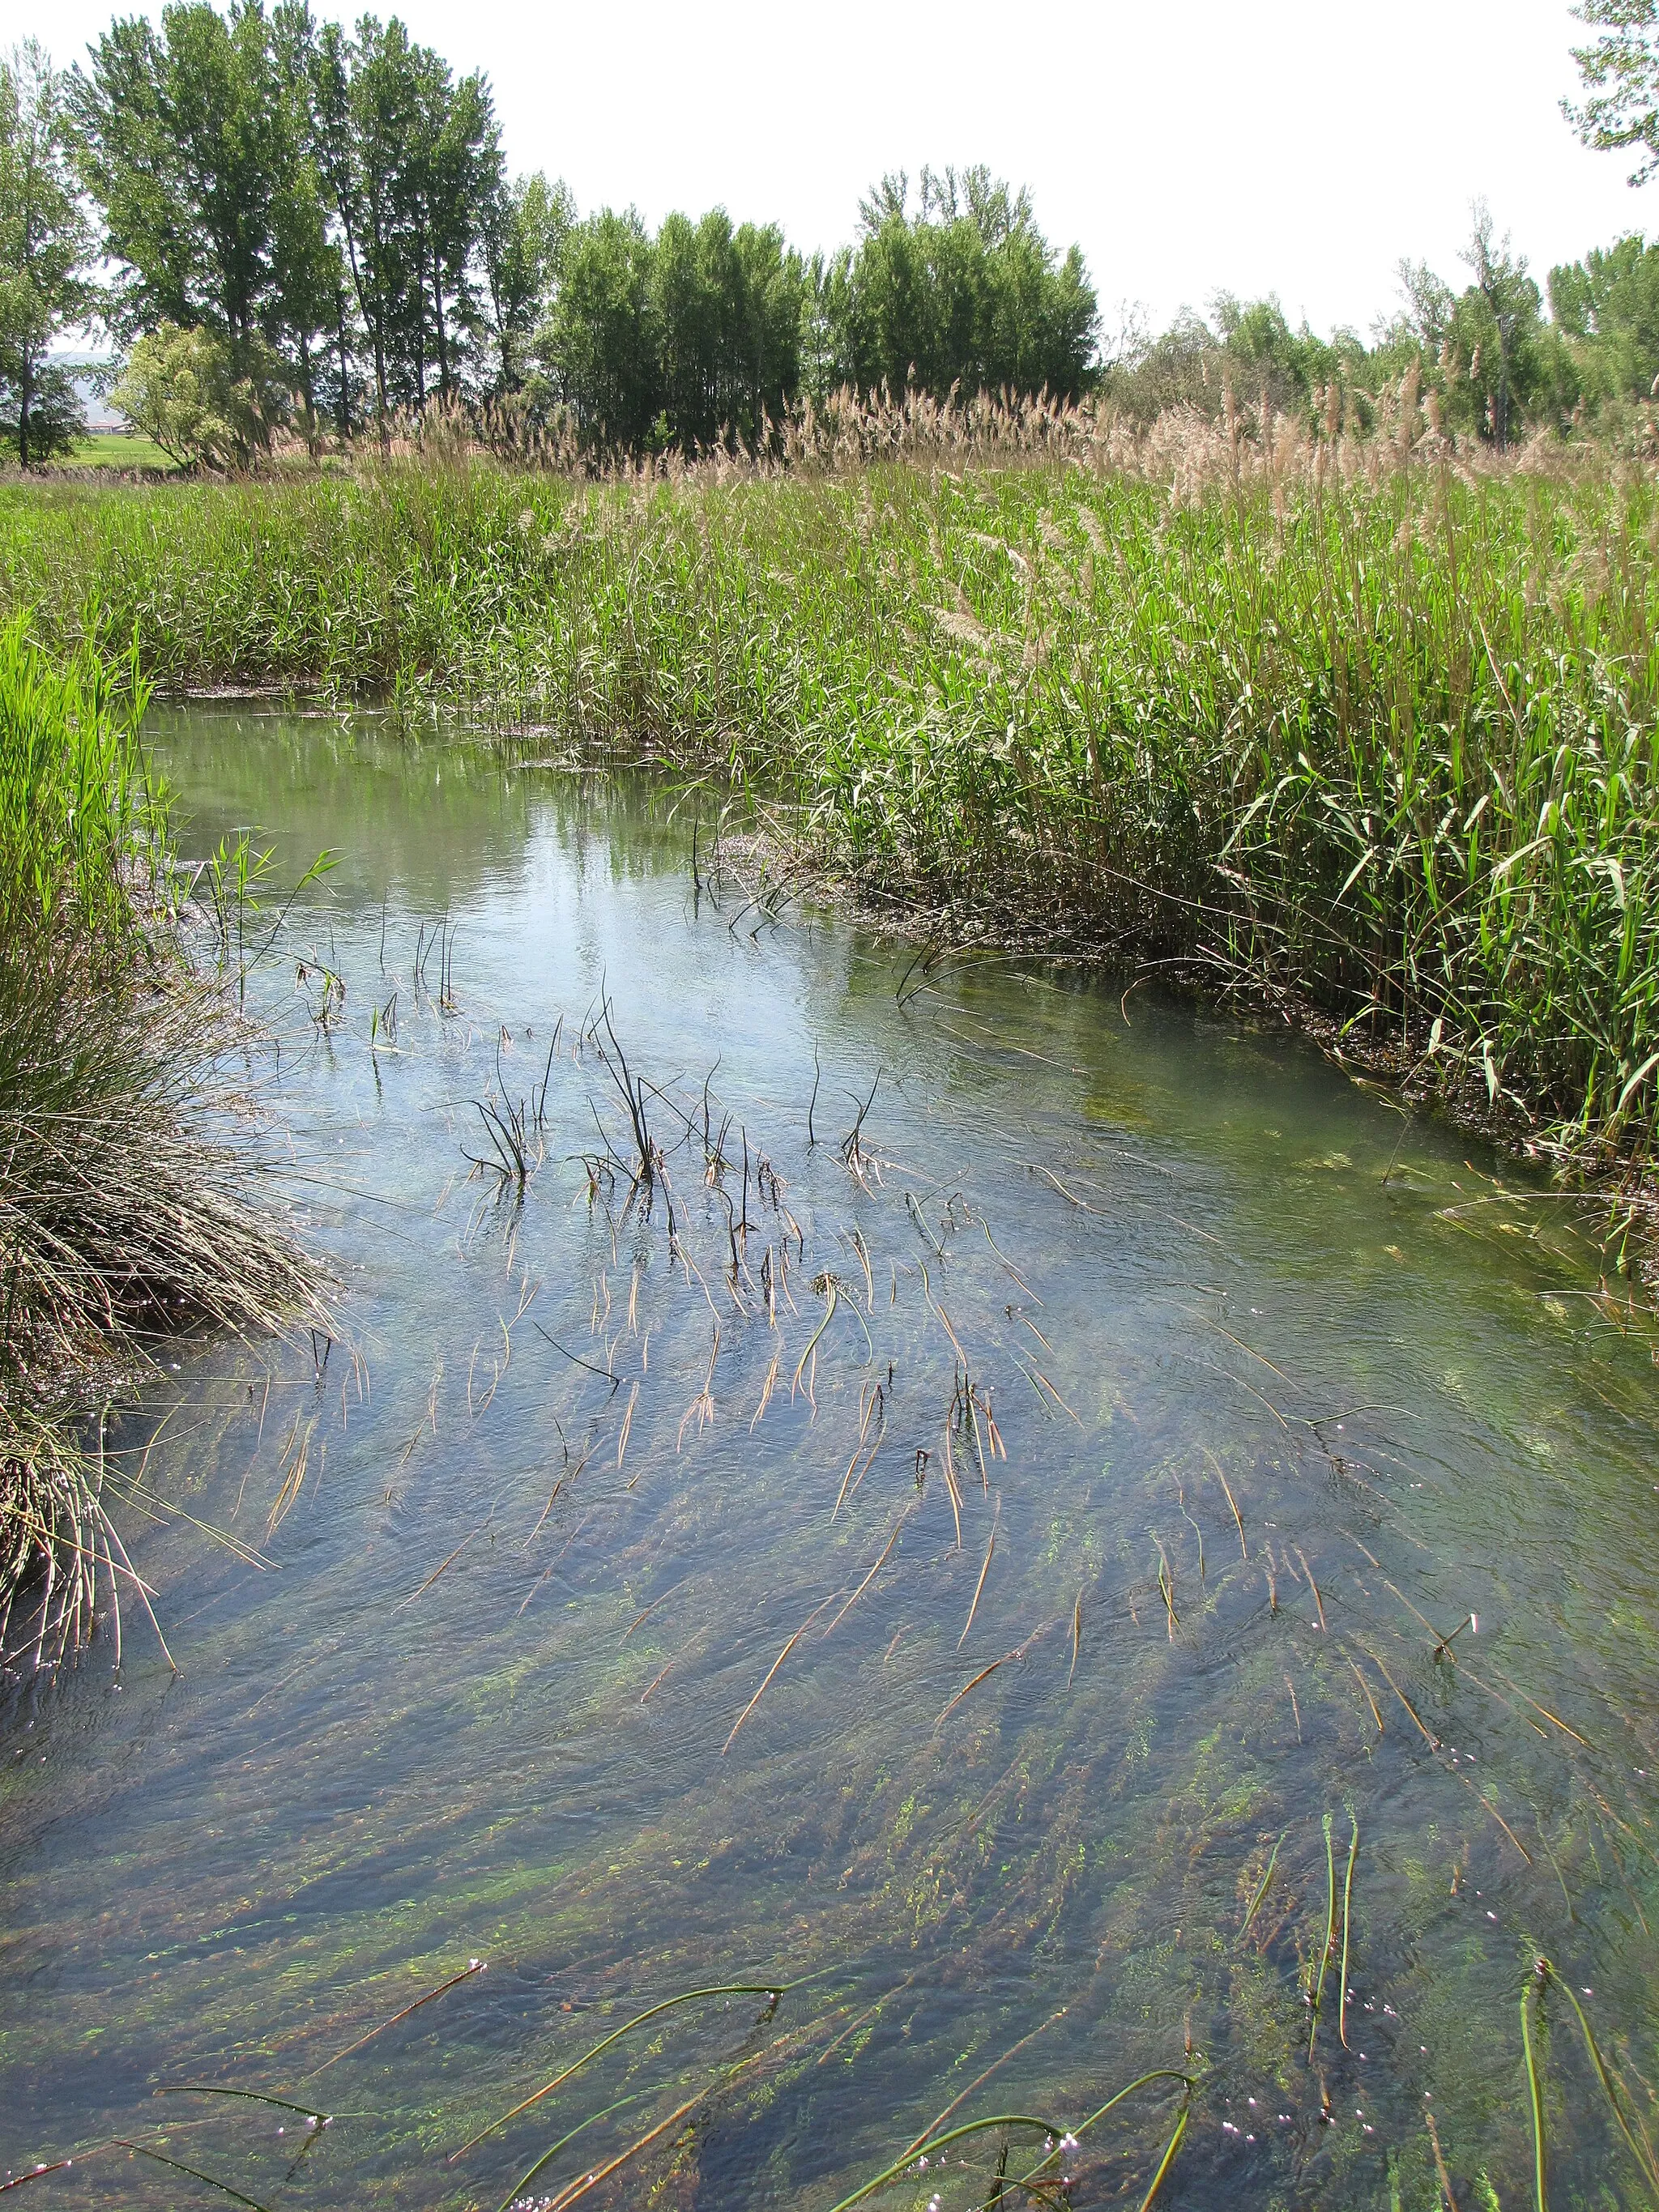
(5, 0, 1653, 339)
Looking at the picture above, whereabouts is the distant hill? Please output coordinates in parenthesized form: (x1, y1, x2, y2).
(49, 351, 123, 431)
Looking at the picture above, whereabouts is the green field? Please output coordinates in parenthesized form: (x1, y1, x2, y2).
(59, 432, 178, 471)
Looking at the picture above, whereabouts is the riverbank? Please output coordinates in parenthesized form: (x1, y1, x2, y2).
(2, 420, 1656, 1187)
(0, 618, 318, 1667)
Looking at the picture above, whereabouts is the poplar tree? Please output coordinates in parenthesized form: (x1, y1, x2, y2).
(0, 40, 93, 464)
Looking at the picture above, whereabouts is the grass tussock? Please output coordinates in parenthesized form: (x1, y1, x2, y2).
(0, 613, 318, 1673)
(4, 394, 1659, 1169)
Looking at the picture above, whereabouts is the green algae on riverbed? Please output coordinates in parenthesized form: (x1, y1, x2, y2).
(2, 709, 1658, 2212)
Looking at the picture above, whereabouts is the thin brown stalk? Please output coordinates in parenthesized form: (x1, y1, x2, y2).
(1426, 2111, 1460, 2212)
(620, 1579, 688, 1644)
(394, 1523, 484, 1611)
(957, 1498, 1000, 1648)
(544, 2065, 753, 2210)
(749, 1347, 781, 1433)
(305, 1959, 485, 2077)
(723, 1595, 836, 1754)
(1358, 1642, 1440, 1750)
(616, 1380, 639, 1477)
(1346, 1654, 1384, 1735)
(822, 1508, 911, 1639)
(1294, 1547, 1327, 1630)
(898, 2005, 1068, 2159)
(1203, 1447, 1247, 1558)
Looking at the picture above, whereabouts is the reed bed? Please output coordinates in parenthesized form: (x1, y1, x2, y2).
(0, 616, 319, 1669)
(4, 403, 1659, 1174)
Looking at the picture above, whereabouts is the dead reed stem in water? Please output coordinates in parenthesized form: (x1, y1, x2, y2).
(1346, 1654, 1385, 1735)
(541, 2061, 758, 2212)
(1155, 1537, 1178, 1639)
(821, 1507, 911, 1639)
(1294, 1547, 1326, 1630)
(1358, 1642, 1440, 1750)
(936, 1622, 1046, 1728)
(394, 1522, 484, 1611)
(616, 1381, 638, 1475)
(305, 1959, 485, 2077)
(620, 1579, 688, 1643)
(723, 1594, 836, 1754)
(957, 1498, 1000, 1648)
(1425, 2111, 1460, 2212)
(898, 2005, 1068, 2159)
(749, 1348, 780, 1433)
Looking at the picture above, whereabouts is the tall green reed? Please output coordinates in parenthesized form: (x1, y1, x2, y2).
(4, 438, 1659, 1164)
(0, 608, 160, 945)
(0, 612, 320, 1672)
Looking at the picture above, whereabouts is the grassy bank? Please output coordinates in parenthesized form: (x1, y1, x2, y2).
(2, 411, 1658, 1172)
(0, 616, 315, 1671)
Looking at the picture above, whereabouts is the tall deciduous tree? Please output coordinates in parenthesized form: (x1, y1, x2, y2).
(1567, 0, 1659, 183)
(70, 3, 280, 357)
(303, 12, 501, 436)
(0, 40, 93, 465)
(821, 166, 1097, 403)
(482, 169, 572, 394)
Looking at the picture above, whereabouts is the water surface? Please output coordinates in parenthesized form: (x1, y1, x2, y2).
(3, 708, 1657, 2212)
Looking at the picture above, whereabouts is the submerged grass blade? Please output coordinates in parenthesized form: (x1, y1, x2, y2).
(493, 2092, 643, 2212)
(1309, 1810, 1336, 2061)
(1132, 2095, 1191, 2212)
(1522, 1971, 1548, 2212)
(1241, 1829, 1286, 1939)
(449, 1983, 787, 2162)
(1538, 1960, 1659, 2201)
(1339, 1816, 1358, 2049)
(114, 2142, 273, 2212)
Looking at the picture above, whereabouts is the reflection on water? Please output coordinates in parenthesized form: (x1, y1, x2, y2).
(2, 708, 1657, 2212)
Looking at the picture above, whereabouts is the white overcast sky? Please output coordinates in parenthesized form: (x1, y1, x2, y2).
(4, 0, 1654, 337)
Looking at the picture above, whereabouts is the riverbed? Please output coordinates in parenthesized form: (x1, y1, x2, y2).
(3, 706, 1656, 2212)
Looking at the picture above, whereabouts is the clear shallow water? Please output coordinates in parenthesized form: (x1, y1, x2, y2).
(3, 708, 1658, 2212)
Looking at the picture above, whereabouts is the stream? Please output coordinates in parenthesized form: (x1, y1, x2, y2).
(3, 706, 1657, 2212)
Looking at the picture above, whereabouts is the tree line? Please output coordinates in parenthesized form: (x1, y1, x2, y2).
(0, 6, 1099, 465)
(7, 2, 1659, 464)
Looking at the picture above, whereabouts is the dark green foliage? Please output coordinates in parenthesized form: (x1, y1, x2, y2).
(1551, 231, 1659, 412)
(70, 3, 288, 351)
(816, 167, 1098, 403)
(0, 42, 95, 469)
(0, 360, 83, 462)
(540, 205, 805, 451)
